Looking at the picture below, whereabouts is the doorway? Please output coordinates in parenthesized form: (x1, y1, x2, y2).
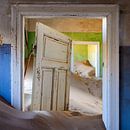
(24, 18, 103, 115)
(11, 4, 119, 130)
(71, 41, 100, 77)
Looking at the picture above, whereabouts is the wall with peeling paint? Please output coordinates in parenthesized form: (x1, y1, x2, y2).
(0, 0, 130, 129)
(0, 0, 130, 46)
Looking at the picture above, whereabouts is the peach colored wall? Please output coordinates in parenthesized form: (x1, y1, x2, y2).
(27, 18, 102, 32)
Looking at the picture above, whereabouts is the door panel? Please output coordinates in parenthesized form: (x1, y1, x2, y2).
(57, 69, 67, 110)
(41, 68, 53, 110)
(43, 36, 68, 62)
(31, 23, 71, 111)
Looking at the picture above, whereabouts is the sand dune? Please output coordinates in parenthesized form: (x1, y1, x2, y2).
(0, 100, 105, 130)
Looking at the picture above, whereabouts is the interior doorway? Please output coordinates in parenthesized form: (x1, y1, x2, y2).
(71, 41, 100, 77)
(23, 18, 103, 116)
(11, 4, 119, 130)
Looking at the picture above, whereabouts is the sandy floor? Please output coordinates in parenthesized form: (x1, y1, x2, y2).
(24, 73, 102, 115)
(69, 74, 102, 115)
(24, 58, 102, 115)
(69, 85, 102, 115)
(0, 100, 105, 130)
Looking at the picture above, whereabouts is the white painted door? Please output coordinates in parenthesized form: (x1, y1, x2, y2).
(31, 23, 71, 111)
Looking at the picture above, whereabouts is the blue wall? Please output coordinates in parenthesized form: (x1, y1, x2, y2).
(0, 44, 11, 103)
(120, 46, 130, 130)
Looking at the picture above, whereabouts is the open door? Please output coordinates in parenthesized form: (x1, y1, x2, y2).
(31, 23, 71, 111)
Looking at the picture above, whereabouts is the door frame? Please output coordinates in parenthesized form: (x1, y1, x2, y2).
(71, 41, 100, 77)
(11, 4, 119, 130)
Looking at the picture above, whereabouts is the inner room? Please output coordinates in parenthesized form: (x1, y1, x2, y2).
(24, 18, 103, 115)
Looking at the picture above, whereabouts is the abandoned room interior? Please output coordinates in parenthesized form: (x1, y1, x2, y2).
(1, 0, 130, 130)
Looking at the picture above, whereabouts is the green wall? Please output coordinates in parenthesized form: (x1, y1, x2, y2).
(73, 44, 88, 62)
(25, 32, 102, 77)
(25, 32, 35, 59)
